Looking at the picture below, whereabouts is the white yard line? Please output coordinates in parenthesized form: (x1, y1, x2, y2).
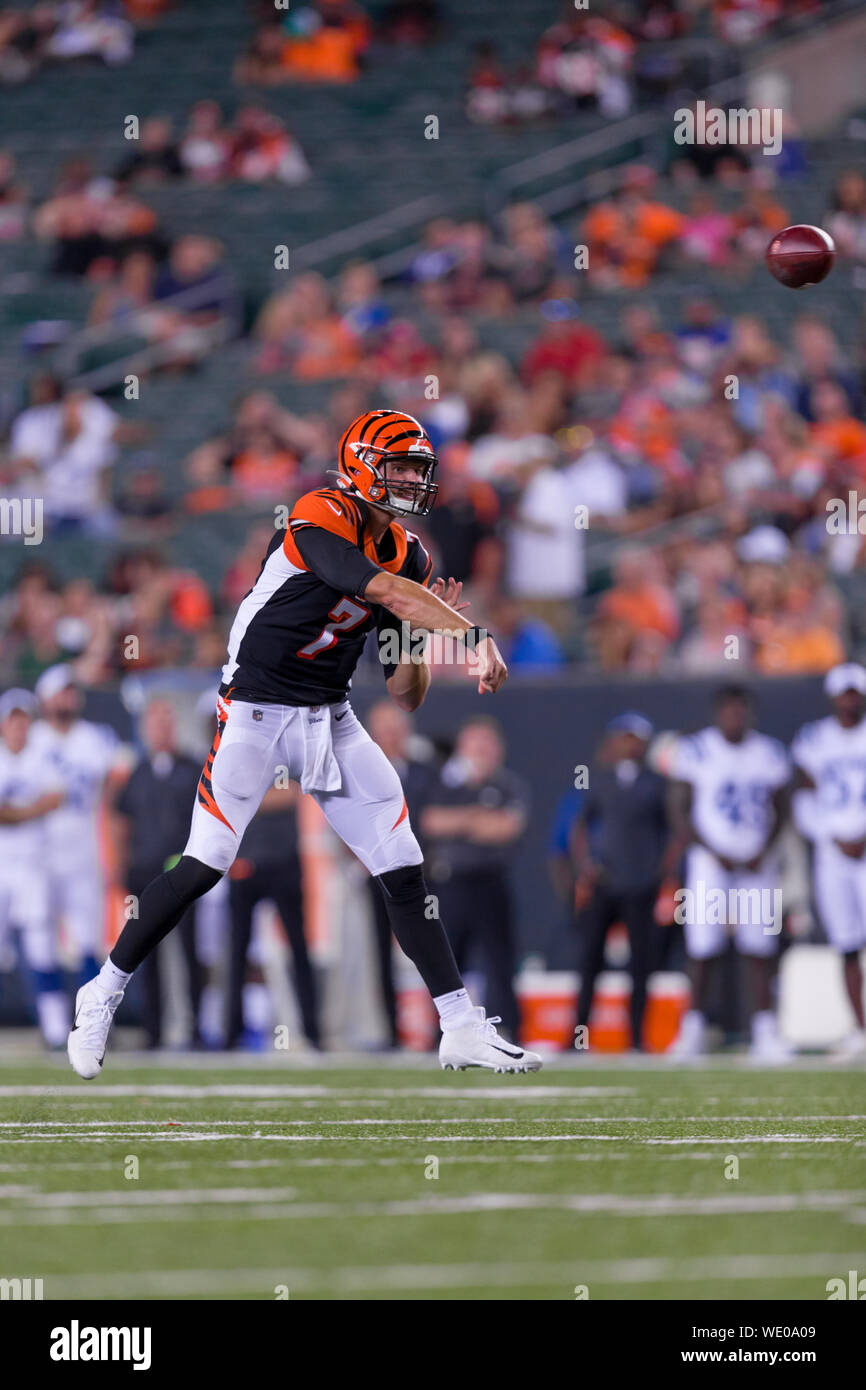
(0, 1085, 633, 1100)
(0, 1189, 862, 1227)
(31, 1250, 861, 1298)
(0, 1130, 855, 1145)
(2, 1114, 862, 1127)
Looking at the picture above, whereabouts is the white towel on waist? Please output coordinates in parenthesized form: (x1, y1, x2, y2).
(299, 705, 342, 795)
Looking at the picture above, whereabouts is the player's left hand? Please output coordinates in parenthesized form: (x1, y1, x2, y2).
(431, 576, 470, 612)
(476, 634, 508, 694)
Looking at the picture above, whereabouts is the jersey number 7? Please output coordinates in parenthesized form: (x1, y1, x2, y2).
(297, 596, 370, 660)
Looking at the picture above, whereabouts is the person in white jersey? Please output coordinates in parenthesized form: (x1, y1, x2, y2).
(668, 685, 791, 1060)
(792, 662, 866, 1057)
(0, 688, 67, 1045)
(29, 664, 131, 986)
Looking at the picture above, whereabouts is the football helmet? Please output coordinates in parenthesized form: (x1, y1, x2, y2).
(330, 409, 438, 518)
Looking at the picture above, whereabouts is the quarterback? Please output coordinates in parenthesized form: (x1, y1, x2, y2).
(68, 409, 541, 1076)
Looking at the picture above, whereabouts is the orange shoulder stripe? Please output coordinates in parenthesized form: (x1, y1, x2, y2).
(284, 488, 361, 566)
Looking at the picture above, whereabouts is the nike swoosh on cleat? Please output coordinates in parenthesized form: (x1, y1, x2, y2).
(490, 1043, 524, 1058)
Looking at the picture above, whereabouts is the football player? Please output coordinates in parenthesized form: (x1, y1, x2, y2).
(68, 409, 542, 1076)
(30, 664, 132, 987)
(668, 685, 791, 1060)
(0, 688, 67, 1046)
(791, 663, 866, 1056)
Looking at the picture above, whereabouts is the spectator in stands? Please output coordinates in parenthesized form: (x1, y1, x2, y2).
(0, 6, 55, 84)
(185, 393, 315, 511)
(33, 160, 163, 277)
(336, 260, 390, 342)
(179, 101, 232, 183)
(500, 201, 562, 302)
(33, 159, 107, 276)
(8, 377, 120, 535)
(244, 0, 370, 85)
(521, 302, 606, 388)
(44, 0, 134, 67)
(536, 8, 634, 119)
(505, 444, 584, 638)
(593, 547, 680, 671)
(254, 272, 360, 378)
(582, 166, 683, 289)
(86, 248, 157, 328)
(827, 170, 866, 264)
(730, 185, 789, 265)
(114, 116, 183, 185)
(808, 380, 866, 472)
(486, 594, 565, 671)
(220, 522, 282, 610)
(711, 0, 818, 46)
(150, 235, 237, 364)
(790, 315, 861, 421)
(679, 190, 733, 267)
(465, 41, 510, 126)
(234, 21, 291, 85)
(422, 440, 498, 581)
(678, 593, 749, 673)
(228, 106, 310, 185)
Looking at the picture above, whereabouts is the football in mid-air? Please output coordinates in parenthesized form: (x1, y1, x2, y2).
(765, 224, 835, 288)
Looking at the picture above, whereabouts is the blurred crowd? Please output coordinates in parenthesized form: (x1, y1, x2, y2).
(2, 273, 866, 685)
(1, 0, 864, 691)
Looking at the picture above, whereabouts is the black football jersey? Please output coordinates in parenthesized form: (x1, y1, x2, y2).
(220, 487, 433, 706)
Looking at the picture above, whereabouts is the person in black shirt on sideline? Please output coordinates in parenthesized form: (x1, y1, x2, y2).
(570, 712, 675, 1052)
(421, 717, 529, 1039)
(113, 700, 203, 1049)
(365, 698, 436, 1047)
(225, 779, 319, 1050)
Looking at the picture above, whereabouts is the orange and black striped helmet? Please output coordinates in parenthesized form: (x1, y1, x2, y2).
(330, 409, 439, 518)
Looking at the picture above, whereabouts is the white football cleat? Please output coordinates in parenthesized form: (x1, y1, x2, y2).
(67, 981, 123, 1079)
(439, 1009, 542, 1073)
(748, 1010, 792, 1064)
(667, 1009, 707, 1059)
(831, 1028, 866, 1060)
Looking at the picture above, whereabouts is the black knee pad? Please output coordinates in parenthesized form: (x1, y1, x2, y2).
(167, 855, 224, 907)
(376, 863, 426, 903)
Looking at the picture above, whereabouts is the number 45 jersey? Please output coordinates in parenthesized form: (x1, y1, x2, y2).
(220, 487, 434, 707)
(671, 726, 790, 863)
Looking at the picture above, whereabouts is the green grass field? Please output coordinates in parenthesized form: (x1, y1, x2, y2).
(1, 1054, 864, 1300)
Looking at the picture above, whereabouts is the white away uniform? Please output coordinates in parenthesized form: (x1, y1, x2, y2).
(791, 715, 866, 952)
(0, 740, 61, 970)
(672, 727, 790, 959)
(29, 718, 128, 960)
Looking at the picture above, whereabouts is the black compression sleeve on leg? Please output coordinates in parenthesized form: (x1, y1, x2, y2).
(374, 863, 463, 998)
(110, 856, 223, 974)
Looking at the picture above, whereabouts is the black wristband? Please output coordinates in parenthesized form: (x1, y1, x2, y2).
(462, 626, 491, 653)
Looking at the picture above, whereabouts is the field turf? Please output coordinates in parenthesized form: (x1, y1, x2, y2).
(0, 1055, 863, 1300)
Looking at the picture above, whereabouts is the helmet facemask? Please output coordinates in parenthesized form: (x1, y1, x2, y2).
(352, 443, 439, 517)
